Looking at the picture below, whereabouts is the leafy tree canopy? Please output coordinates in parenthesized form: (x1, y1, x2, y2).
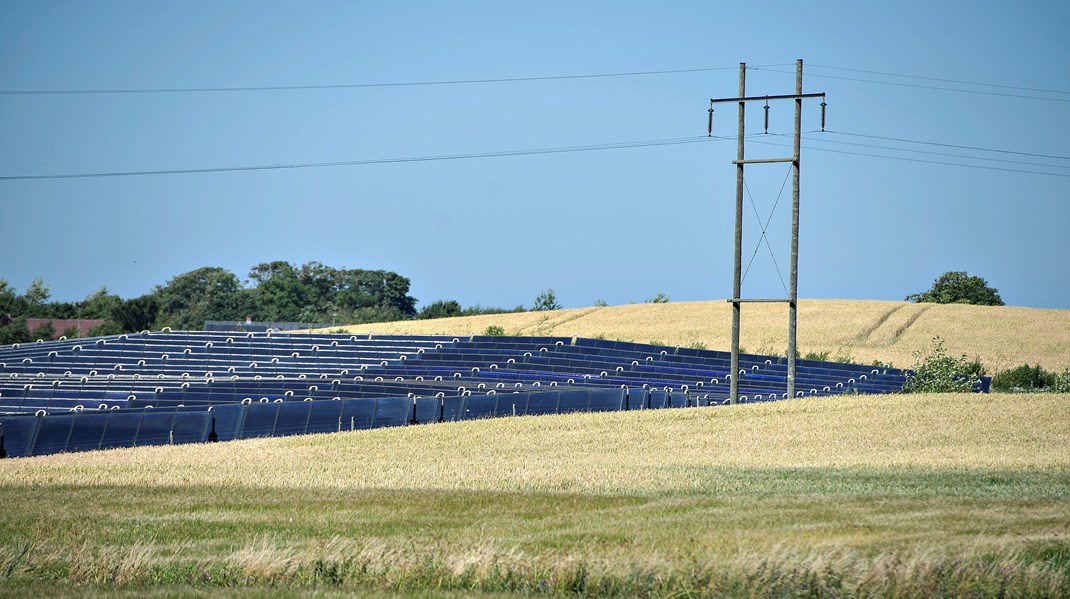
(532, 289, 561, 311)
(418, 300, 464, 320)
(248, 261, 418, 324)
(4, 262, 420, 334)
(111, 294, 160, 333)
(906, 271, 1004, 306)
(154, 267, 252, 330)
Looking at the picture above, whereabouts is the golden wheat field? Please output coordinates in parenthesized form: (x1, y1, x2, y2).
(1, 393, 1068, 597)
(3, 299, 1070, 597)
(314, 299, 1070, 372)
(1, 393, 1067, 493)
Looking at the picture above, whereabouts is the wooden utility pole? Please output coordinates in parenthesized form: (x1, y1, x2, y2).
(710, 59, 825, 404)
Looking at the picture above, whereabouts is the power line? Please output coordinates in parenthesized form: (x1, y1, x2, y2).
(0, 136, 726, 181)
(825, 130, 1070, 161)
(796, 134, 1070, 170)
(749, 139, 1070, 178)
(749, 67, 1070, 103)
(0, 66, 745, 96)
(808, 64, 1070, 96)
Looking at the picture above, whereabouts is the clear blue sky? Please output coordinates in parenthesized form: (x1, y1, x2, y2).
(2, 1, 1068, 311)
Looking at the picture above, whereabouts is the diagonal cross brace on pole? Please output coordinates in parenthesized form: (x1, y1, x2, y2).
(711, 60, 826, 405)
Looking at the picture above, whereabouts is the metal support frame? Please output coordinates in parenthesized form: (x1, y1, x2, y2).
(711, 60, 825, 405)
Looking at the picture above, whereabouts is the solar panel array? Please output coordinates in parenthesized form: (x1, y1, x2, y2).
(0, 331, 911, 458)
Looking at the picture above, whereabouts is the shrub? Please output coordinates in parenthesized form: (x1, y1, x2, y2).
(532, 289, 561, 311)
(1054, 369, 1070, 393)
(30, 320, 55, 341)
(417, 300, 463, 320)
(646, 292, 669, 304)
(992, 364, 1057, 392)
(902, 336, 985, 393)
(483, 325, 506, 336)
(88, 321, 124, 337)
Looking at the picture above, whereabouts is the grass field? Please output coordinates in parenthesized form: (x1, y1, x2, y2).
(2, 392, 1068, 597)
(313, 299, 1070, 372)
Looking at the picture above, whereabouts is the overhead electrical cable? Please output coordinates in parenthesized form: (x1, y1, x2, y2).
(824, 130, 1070, 161)
(0, 65, 751, 96)
(0, 135, 728, 181)
(749, 139, 1070, 178)
(749, 67, 1070, 103)
(808, 64, 1070, 96)
(794, 135, 1070, 170)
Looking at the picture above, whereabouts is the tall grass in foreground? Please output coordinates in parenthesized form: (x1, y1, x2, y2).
(3, 537, 1068, 598)
(1, 394, 1068, 597)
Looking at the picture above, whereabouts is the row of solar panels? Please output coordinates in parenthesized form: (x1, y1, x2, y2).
(0, 387, 703, 457)
(0, 331, 919, 458)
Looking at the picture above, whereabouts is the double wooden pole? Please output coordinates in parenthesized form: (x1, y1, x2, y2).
(712, 60, 824, 404)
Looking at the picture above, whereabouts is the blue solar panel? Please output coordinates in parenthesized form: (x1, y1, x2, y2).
(413, 397, 439, 424)
(557, 390, 590, 414)
(31, 414, 75, 456)
(306, 400, 345, 434)
(463, 394, 498, 420)
(373, 397, 409, 428)
(340, 399, 376, 430)
(99, 412, 143, 450)
(274, 402, 313, 437)
(525, 392, 559, 416)
(0, 331, 958, 458)
(209, 405, 245, 442)
(136, 412, 179, 447)
(66, 413, 109, 452)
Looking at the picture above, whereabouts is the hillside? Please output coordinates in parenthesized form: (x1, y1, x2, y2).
(1, 393, 1068, 596)
(318, 299, 1070, 371)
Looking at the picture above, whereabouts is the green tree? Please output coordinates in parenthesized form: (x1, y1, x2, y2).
(334, 269, 417, 321)
(155, 267, 252, 330)
(24, 278, 50, 305)
(30, 320, 55, 341)
(0, 318, 31, 345)
(78, 287, 122, 320)
(88, 321, 124, 337)
(111, 294, 160, 333)
(532, 289, 561, 311)
(906, 271, 1004, 306)
(646, 292, 669, 304)
(248, 262, 419, 325)
(0, 279, 24, 317)
(60, 325, 81, 339)
(248, 261, 306, 322)
(418, 300, 464, 320)
(22, 278, 51, 316)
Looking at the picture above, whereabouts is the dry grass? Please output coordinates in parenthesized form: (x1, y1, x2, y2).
(1, 394, 1068, 596)
(307, 299, 1070, 371)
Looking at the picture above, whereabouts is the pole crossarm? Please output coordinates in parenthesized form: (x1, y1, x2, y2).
(732, 157, 794, 165)
(710, 92, 825, 104)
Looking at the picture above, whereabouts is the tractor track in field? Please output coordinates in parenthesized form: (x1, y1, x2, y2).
(884, 304, 932, 346)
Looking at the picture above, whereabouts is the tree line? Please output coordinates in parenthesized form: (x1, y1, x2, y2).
(0, 262, 542, 343)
